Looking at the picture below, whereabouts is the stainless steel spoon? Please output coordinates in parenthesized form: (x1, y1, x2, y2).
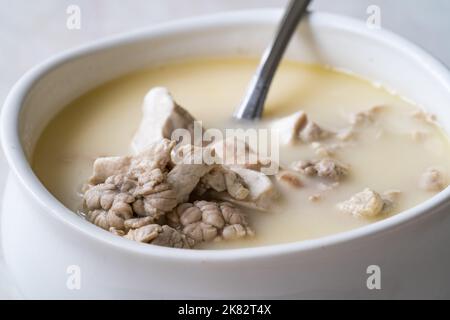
(234, 0, 312, 120)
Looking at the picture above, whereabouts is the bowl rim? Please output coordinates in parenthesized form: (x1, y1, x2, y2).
(2, 9, 450, 262)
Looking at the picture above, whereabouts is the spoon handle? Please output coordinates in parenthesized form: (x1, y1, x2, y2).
(234, 0, 312, 120)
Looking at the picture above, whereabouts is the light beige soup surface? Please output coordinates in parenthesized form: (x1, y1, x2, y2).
(33, 58, 450, 249)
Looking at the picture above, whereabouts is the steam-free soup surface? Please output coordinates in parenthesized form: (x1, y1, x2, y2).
(33, 58, 450, 249)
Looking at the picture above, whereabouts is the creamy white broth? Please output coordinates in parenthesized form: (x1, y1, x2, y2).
(32, 58, 450, 249)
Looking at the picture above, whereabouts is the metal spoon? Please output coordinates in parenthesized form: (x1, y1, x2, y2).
(234, 0, 312, 120)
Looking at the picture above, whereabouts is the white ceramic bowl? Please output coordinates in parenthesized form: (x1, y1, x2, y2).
(2, 10, 450, 299)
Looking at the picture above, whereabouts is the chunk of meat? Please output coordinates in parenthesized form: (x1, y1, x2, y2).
(131, 87, 197, 154)
(270, 111, 331, 145)
(124, 224, 161, 243)
(198, 167, 226, 193)
(89, 157, 131, 185)
(381, 190, 402, 214)
(84, 139, 276, 245)
(167, 145, 213, 203)
(124, 216, 156, 230)
(276, 171, 303, 189)
(109, 227, 126, 237)
(197, 166, 250, 200)
(85, 182, 135, 230)
(89, 139, 175, 185)
(133, 181, 178, 218)
(211, 167, 279, 211)
(167, 201, 253, 243)
(382, 190, 402, 204)
(419, 168, 446, 192)
(169, 142, 278, 208)
(87, 208, 132, 231)
(338, 188, 384, 218)
(85, 169, 178, 228)
(206, 137, 268, 171)
(124, 224, 194, 249)
(167, 164, 212, 203)
(110, 212, 195, 248)
(292, 158, 349, 181)
(232, 167, 279, 210)
(269, 111, 307, 145)
(129, 139, 176, 175)
(151, 225, 195, 248)
(223, 169, 250, 200)
(299, 120, 331, 143)
(349, 106, 384, 126)
(84, 141, 179, 229)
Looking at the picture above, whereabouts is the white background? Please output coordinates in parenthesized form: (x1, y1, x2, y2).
(0, 0, 449, 299)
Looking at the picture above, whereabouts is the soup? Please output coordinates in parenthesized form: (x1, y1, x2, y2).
(32, 58, 450, 249)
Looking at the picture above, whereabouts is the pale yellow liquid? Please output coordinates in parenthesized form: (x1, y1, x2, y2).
(32, 58, 450, 249)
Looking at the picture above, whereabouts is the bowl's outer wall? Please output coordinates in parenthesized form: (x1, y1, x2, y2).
(2, 11, 450, 298)
(4, 174, 450, 299)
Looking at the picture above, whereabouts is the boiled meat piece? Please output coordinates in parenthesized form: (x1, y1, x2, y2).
(131, 87, 197, 153)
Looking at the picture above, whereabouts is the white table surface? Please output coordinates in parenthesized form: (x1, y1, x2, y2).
(0, 0, 449, 299)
